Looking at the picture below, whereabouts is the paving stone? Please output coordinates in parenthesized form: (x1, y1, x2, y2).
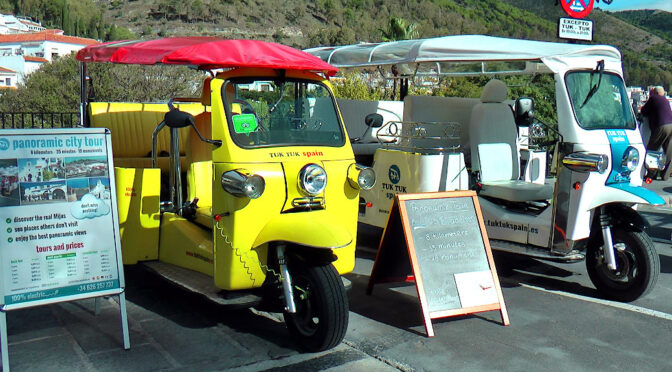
(5, 332, 88, 372)
(5, 305, 65, 343)
(86, 343, 174, 372)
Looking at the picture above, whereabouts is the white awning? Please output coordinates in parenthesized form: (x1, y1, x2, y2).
(305, 35, 623, 75)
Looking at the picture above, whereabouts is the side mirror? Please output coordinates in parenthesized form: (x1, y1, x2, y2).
(514, 97, 534, 126)
(164, 109, 195, 129)
(364, 113, 384, 128)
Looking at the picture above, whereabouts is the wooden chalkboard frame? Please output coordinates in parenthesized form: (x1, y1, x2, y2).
(367, 191, 509, 337)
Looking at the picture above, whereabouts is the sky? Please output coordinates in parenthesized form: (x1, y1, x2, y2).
(595, 0, 672, 12)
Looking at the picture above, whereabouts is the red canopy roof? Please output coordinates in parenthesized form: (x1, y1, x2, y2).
(75, 37, 338, 76)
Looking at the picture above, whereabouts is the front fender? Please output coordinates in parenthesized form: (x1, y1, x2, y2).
(253, 212, 353, 249)
(606, 203, 650, 232)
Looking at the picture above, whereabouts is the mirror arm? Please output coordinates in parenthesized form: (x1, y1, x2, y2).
(190, 123, 222, 147)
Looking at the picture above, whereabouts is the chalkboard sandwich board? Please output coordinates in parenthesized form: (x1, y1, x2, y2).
(367, 191, 509, 337)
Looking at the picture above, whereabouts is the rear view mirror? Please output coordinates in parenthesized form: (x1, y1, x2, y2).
(364, 113, 384, 128)
(514, 97, 534, 126)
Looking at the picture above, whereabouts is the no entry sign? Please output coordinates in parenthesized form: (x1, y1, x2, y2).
(561, 0, 594, 18)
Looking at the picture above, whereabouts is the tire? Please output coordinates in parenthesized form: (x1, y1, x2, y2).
(586, 230, 659, 302)
(283, 263, 348, 352)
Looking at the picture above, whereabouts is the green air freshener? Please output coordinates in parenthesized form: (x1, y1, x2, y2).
(232, 114, 259, 135)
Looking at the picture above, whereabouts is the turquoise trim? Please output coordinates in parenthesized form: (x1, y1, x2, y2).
(4, 279, 119, 305)
(607, 183, 665, 205)
(605, 129, 630, 184)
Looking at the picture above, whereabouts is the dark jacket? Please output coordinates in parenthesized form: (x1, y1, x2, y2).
(641, 94, 672, 130)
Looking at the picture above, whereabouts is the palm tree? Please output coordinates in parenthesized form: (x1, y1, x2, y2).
(379, 17, 418, 42)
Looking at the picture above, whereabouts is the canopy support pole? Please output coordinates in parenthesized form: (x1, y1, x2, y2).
(79, 62, 87, 127)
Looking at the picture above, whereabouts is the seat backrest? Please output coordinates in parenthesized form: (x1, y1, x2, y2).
(336, 99, 404, 143)
(403, 95, 478, 155)
(469, 80, 519, 180)
(89, 102, 206, 161)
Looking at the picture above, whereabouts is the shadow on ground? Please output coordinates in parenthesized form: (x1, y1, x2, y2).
(123, 265, 299, 351)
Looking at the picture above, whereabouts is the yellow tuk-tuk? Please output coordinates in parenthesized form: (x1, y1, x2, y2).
(76, 37, 375, 351)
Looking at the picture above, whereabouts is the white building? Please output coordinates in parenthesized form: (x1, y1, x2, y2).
(0, 65, 17, 89)
(0, 29, 96, 85)
(0, 14, 44, 35)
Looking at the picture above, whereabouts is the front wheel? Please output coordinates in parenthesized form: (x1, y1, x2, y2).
(586, 230, 659, 302)
(283, 263, 348, 352)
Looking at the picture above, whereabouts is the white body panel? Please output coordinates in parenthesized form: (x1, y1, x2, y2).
(359, 149, 468, 228)
(478, 197, 552, 247)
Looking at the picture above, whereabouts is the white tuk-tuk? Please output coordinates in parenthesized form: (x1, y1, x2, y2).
(307, 35, 666, 302)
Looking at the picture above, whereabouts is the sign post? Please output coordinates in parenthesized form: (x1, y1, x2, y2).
(0, 128, 129, 371)
(367, 191, 509, 337)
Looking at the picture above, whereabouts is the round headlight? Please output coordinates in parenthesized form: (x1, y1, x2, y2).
(622, 146, 639, 172)
(357, 167, 376, 190)
(298, 164, 327, 196)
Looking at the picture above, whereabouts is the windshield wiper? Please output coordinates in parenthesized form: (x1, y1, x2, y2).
(580, 60, 605, 108)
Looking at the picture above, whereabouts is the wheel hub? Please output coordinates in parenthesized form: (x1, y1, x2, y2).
(600, 247, 634, 282)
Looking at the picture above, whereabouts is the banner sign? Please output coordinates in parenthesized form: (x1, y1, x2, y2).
(0, 128, 123, 310)
(558, 17, 594, 41)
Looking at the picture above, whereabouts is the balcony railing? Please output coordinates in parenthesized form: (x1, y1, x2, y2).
(0, 112, 81, 129)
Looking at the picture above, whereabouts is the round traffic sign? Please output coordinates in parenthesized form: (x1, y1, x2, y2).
(561, 0, 594, 19)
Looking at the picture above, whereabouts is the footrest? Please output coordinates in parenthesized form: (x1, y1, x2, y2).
(143, 261, 262, 308)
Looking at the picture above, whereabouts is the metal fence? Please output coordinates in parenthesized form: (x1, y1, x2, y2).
(0, 113, 81, 129)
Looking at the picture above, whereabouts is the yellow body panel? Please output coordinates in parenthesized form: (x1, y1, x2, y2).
(108, 68, 360, 291)
(211, 158, 358, 290)
(159, 213, 214, 276)
(114, 167, 161, 264)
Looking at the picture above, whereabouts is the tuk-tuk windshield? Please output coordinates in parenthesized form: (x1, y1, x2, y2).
(225, 78, 345, 148)
(566, 71, 636, 130)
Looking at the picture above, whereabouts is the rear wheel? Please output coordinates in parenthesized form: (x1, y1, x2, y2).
(283, 263, 348, 352)
(586, 230, 659, 302)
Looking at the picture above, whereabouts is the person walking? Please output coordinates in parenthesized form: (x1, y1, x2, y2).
(641, 86, 672, 180)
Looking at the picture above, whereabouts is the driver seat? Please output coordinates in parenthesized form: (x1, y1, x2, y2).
(469, 80, 553, 202)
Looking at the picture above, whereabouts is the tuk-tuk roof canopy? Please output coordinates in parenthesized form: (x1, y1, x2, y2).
(76, 37, 339, 76)
(304, 35, 622, 73)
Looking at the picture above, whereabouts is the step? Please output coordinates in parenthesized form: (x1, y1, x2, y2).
(142, 261, 262, 308)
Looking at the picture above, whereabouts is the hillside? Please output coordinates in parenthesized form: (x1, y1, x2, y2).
(614, 10, 672, 42)
(99, 0, 672, 88)
(2, 0, 671, 87)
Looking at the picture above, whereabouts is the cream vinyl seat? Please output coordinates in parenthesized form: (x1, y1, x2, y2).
(469, 80, 553, 202)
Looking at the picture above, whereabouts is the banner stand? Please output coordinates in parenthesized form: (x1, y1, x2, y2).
(119, 292, 130, 349)
(0, 128, 131, 371)
(1, 309, 7, 372)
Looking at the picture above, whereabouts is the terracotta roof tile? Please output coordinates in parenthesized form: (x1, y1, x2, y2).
(0, 30, 98, 46)
(0, 66, 15, 73)
(24, 56, 48, 63)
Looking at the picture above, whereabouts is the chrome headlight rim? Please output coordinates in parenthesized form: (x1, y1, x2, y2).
(347, 163, 376, 190)
(298, 163, 327, 196)
(357, 166, 376, 190)
(621, 146, 640, 172)
(645, 150, 666, 170)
